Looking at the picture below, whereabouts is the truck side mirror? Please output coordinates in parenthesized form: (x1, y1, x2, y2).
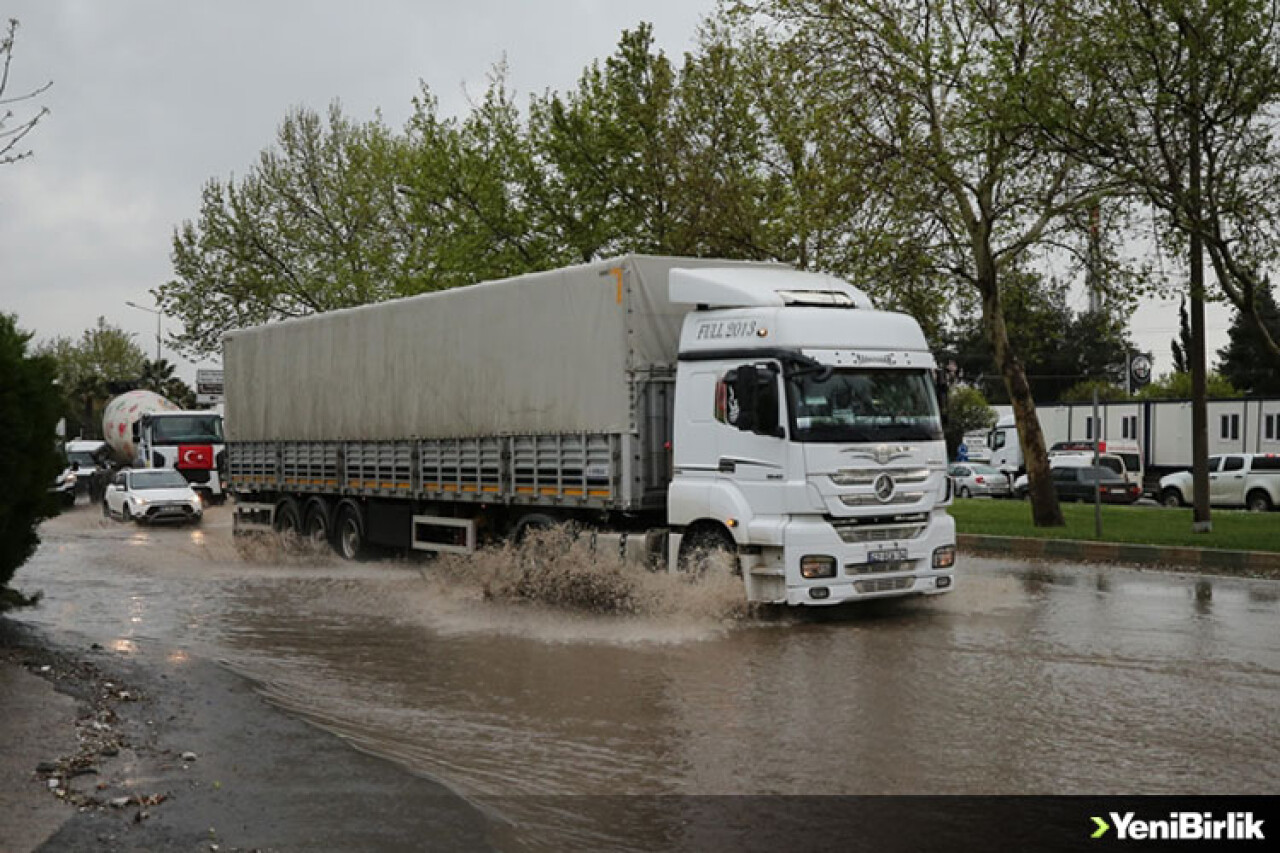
(731, 364, 783, 438)
(754, 369, 782, 437)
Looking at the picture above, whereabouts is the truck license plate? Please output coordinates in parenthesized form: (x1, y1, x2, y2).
(868, 548, 908, 564)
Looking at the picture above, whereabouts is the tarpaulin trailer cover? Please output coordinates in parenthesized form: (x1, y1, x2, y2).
(223, 255, 770, 442)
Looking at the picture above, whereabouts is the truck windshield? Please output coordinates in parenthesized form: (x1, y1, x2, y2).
(786, 368, 942, 443)
(67, 451, 98, 467)
(151, 415, 223, 444)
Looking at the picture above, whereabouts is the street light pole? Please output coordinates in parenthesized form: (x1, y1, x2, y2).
(125, 300, 162, 362)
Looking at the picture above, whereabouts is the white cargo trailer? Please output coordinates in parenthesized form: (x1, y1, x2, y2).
(227, 255, 957, 606)
(988, 397, 1280, 492)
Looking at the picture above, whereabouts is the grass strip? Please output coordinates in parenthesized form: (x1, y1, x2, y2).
(949, 498, 1280, 554)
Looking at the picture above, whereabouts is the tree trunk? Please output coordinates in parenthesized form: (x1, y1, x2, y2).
(980, 262, 1064, 528)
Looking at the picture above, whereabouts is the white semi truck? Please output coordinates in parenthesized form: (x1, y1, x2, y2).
(102, 389, 227, 502)
(226, 256, 956, 606)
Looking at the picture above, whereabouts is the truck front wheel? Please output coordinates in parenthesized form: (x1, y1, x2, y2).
(678, 524, 737, 576)
(1161, 488, 1186, 508)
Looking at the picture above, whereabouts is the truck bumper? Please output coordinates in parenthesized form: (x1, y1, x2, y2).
(743, 510, 957, 606)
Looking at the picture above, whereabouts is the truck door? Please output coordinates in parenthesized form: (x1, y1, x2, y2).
(1211, 454, 1247, 505)
(715, 363, 789, 515)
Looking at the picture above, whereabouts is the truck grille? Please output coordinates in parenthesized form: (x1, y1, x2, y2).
(829, 468, 930, 486)
(830, 513, 928, 543)
(840, 492, 925, 507)
(846, 560, 913, 575)
(855, 577, 915, 594)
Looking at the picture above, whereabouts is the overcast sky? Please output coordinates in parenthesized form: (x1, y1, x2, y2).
(0, 0, 1231, 386)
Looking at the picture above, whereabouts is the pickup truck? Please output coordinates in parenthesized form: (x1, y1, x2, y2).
(1159, 453, 1280, 512)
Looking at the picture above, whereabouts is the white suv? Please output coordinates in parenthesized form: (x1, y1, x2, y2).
(1159, 454, 1280, 512)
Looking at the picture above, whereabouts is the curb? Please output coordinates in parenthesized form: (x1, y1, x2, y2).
(957, 534, 1280, 579)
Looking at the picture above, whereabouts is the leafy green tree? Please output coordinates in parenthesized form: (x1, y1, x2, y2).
(1, 18, 51, 166)
(36, 318, 147, 438)
(750, 0, 1133, 526)
(683, 20, 952, 339)
(399, 71, 565, 286)
(138, 358, 196, 408)
(1217, 281, 1280, 394)
(1137, 371, 1239, 399)
(528, 25, 684, 259)
(1038, 0, 1280, 527)
(943, 386, 997, 459)
(1060, 379, 1128, 403)
(944, 276, 1133, 403)
(159, 104, 414, 357)
(0, 314, 63, 611)
(1042, 0, 1280, 366)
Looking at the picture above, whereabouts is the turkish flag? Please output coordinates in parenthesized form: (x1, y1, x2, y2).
(177, 445, 214, 470)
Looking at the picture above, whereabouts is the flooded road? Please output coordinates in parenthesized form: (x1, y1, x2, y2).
(13, 505, 1280, 848)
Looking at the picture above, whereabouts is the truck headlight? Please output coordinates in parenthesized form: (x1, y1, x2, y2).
(800, 555, 837, 579)
(932, 546, 956, 569)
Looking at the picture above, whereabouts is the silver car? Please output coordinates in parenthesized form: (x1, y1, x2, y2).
(948, 462, 1011, 499)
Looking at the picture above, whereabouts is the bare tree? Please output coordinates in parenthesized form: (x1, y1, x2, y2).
(1, 18, 51, 166)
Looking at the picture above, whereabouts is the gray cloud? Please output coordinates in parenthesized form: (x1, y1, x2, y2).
(1, 0, 714, 379)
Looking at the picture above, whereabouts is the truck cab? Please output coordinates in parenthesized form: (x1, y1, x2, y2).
(134, 410, 227, 502)
(667, 267, 956, 605)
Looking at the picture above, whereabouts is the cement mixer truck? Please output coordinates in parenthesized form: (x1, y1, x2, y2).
(102, 390, 227, 502)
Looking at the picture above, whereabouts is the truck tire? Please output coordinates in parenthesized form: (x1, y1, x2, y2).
(678, 524, 737, 576)
(511, 512, 559, 543)
(303, 501, 331, 550)
(334, 502, 368, 561)
(1246, 490, 1273, 513)
(1160, 488, 1185, 508)
(274, 499, 305, 553)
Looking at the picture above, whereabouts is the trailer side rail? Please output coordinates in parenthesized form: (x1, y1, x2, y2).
(229, 433, 630, 509)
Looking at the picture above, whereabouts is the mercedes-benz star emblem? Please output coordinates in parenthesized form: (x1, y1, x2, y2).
(873, 473, 896, 503)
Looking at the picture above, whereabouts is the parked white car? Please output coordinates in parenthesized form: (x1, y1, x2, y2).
(1159, 454, 1280, 512)
(947, 463, 1011, 498)
(103, 468, 204, 524)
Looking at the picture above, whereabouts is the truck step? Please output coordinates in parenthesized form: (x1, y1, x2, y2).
(748, 565, 785, 577)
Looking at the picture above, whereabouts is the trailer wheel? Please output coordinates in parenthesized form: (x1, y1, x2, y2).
(1160, 488, 1185, 508)
(511, 512, 559, 543)
(302, 501, 331, 551)
(1247, 490, 1273, 513)
(274, 499, 305, 553)
(678, 524, 737, 576)
(335, 502, 368, 561)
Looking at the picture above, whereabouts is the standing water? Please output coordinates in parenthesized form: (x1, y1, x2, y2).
(14, 506, 1280, 849)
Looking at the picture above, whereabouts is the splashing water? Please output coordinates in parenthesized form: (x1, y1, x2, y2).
(427, 526, 759, 622)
